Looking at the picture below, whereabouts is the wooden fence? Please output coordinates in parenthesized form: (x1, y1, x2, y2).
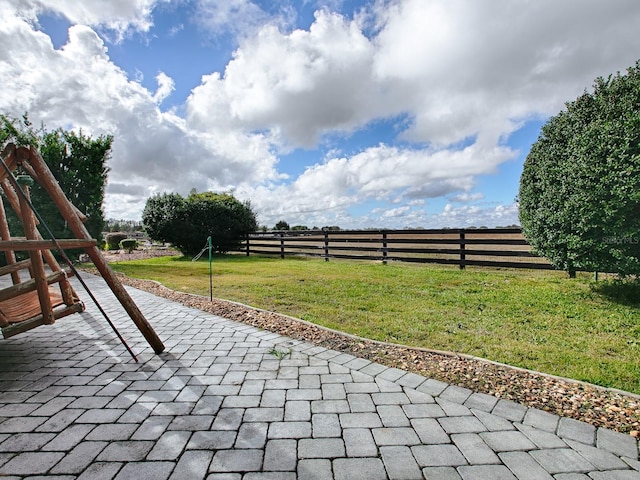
(237, 228, 556, 270)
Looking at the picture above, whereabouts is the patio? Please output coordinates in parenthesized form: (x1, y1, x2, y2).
(0, 273, 638, 479)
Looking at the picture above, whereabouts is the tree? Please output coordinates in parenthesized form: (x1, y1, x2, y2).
(274, 220, 290, 230)
(1, 114, 111, 251)
(519, 61, 640, 276)
(142, 191, 257, 255)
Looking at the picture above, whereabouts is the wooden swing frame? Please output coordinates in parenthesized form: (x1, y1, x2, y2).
(0, 143, 164, 354)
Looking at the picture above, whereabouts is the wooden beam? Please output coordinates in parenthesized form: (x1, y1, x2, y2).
(0, 239, 97, 251)
(21, 145, 165, 354)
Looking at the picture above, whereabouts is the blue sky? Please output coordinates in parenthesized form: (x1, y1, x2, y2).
(2, 1, 640, 229)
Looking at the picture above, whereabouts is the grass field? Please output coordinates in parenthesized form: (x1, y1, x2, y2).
(108, 254, 640, 394)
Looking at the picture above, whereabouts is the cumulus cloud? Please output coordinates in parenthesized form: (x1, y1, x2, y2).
(2, 0, 640, 227)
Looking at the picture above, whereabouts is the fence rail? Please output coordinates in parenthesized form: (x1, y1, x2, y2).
(237, 228, 556, 270)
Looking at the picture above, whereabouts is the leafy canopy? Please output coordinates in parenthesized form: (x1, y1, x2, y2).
(142, 191, 257, 255)
(519, 61, 640, 276)
(1, 114, 111, 251)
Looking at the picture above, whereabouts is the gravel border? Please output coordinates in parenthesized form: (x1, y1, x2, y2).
(98, 265, 640, 438)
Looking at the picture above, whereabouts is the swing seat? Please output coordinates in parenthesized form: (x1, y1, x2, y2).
(0, 288, 85, 339)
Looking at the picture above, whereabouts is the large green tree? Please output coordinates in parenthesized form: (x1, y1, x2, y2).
(142, 191, 257, 255)
(519, 61, 640, 276)
(0, 114, 111, 249)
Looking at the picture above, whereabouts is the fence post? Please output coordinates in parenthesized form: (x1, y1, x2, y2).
(382, 231, 388, 265)
(246, 233, 250, 256)
(459, 230, 466, 270)
(324, 229, 329, 262)
(280, 233, 285, 259)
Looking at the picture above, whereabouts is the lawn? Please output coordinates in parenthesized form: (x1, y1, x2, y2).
(108, 254, 640, 394)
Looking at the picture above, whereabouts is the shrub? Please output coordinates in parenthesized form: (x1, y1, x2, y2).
(119, 238, 139, 253)
(105, 232, 128, 250)
(519, 60, 640, 276)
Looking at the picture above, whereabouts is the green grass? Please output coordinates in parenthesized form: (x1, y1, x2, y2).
(108, 254, 640, 394)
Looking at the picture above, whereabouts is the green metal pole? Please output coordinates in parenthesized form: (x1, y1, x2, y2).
(208, 236, 213, 302)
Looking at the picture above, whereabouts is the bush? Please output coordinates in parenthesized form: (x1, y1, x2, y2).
(519, 60, 640, 276)
(142, 191, 257, 256)
(105, 232, 128, 250)
(119, 239, 138, 253)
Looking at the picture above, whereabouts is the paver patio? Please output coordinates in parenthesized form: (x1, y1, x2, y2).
(0, 273, 638, 479)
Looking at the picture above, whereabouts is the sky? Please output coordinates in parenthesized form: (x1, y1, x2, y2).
(1, 0, 640, 230)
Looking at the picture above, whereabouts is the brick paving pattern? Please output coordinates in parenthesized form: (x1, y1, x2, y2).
(0, 274, 638, 479)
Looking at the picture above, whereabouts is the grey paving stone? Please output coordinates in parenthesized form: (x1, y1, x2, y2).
(169, 450, 213, 480)
(287, 387, 322, 401)
(471, 409, 515, 432)
(378, 404, 411, 427)
(334, 457, 388, 480)
(589, 472, 640, 480)
(464, 392, 499, 412)
(42, 424, 96, 451)
(76, 461, 123, 480)
(0, 433, 56, 452)
(479, 430, 537, 452)
(343, 428, 378, 457)
(523, 408, 560, 433)
(441, 386, 473, 404)
(381, 445, 423, 480)
(235, 422, 268, 449)
(260, 390, 286, 407)
(50, 441, 108, 474)
(373, 427, 421, 446)
(422, 466, 462, 479)
(340, 412, 383, 428)
(515, 423, 567, 449)
(438, 399, 473, 417)
(371, 392, 410, 405)
(313, 413, 342, 438)
(323, 383, 347, 400)
(187, 430, 236, 450)
(345, 382, 380, 394)
(528, 448, 595, 474)
(96, 440, 155, 461)
(452, 433, 500, 464)
(211, 409, 243, 430)
(411, 444, 468, 467)
(565, 439, 629, 470)
(299, 437, 345, 458)
(285, 400, 311, 421)
(417, 379, 449, 396)
(114, 461, 174, 480)
(0, 451, 65, 475)
(347, 393, 376, 412)
(170, 414, 215, 431)
(557, 417, 596, 445)
(209, 449, 263, 472)
(263, 439, 297, 471)
(0, 416, 47, 433)
(439, 416, 487, 434)
(85, 423, 138, 441)
(458, 465, 517, 479)
(491, 399, 527, 422)
(131, 415, 172, 440)
(396, 372, 427, 389)
(403, 403, 446, 418)
(244, 472, 296, 480)
(312, 399, 350, 413)
(597, 428, 639, 459)
(37, 409, 85, 432)
(411, 418, 451, 444)
(147, 430, 191, 460)
(244, 407, 284, 422)
(499, 451, 554, 480)
(268, 421, 312, 439)
(552, 474, 590, 480)
(298, 459, 333, 480)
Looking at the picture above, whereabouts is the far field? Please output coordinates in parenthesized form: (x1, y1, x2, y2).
(108, 255, 640, 394)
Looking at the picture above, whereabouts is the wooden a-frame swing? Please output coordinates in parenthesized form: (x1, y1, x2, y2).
(0, 143, 164, 354)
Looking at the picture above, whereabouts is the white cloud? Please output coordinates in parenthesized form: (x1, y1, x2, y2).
(153, 72, 175, 103)
(3, 0, 640, 228)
